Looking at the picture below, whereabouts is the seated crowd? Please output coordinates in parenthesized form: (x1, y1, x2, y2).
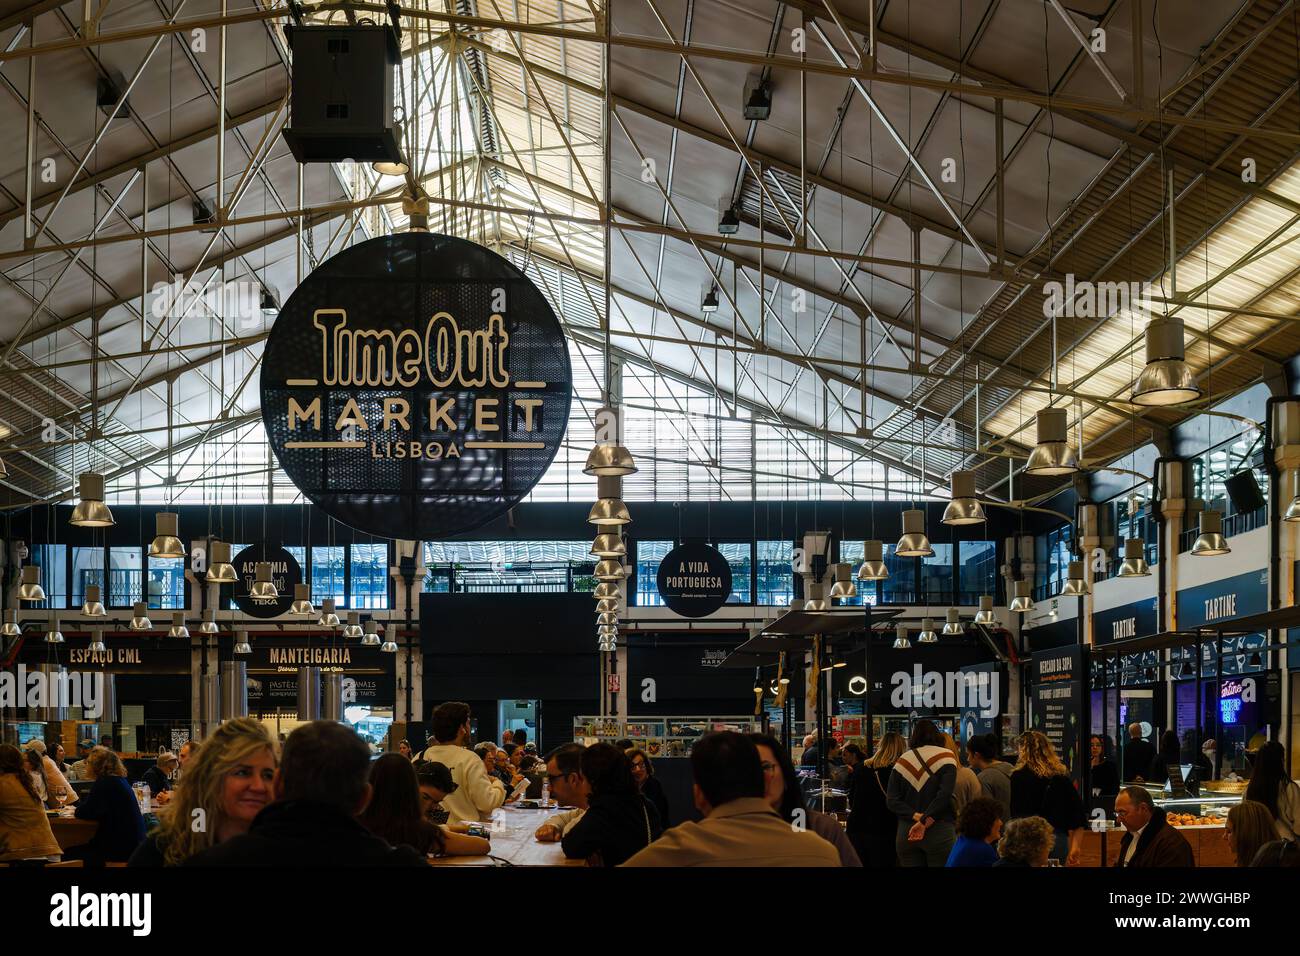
(1, 708, 1295, 868)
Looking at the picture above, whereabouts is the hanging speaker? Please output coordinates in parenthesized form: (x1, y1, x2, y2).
(1224, 470, 1265, 515)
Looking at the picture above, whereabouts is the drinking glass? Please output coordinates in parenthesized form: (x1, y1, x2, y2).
(53, 787, 67, 810)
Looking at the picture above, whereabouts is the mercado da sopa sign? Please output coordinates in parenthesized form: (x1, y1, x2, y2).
(260, 233, 572, 540)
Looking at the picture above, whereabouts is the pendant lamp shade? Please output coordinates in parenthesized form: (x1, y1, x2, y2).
(1009, 580, 1034, 613)
(148, 512, 185, 558)
(583, 444, 638, 477)
(81, 584, 106, 617)
(70, 472, 114, 527)
(1191, 509, 1230, 557)
(380, 635, 399, 653)
(1025, 408, 1079, 476)
(343, 611, 364, 639)
(1, 610, 19, 637)
(199, 608, 219, 634)
(1060, 561, 1091, 596)
(361, 620, 382, 646)
(233, 630, 252, 655)
(942, 608, 963, 635)
(597, 612, 618, 626)
(1131, 316, 1201, 406)
(18, 565, 46, 602)
(1117, 538, 1151, 577)
(1285, 473, 1300, 522)
(588, 477, 631, 526)
(249, 562, 278, 600)
(168, 612, 190, 638)
(206, 541, 238, 583)
(590, 533, 626, 558)
(895, 510, 934, 557)
(917, 618, 939, 643)
(88, 628, 106, 653)
(828, 563, 857, 599)
(318, 598, 341, 627)
(892, 624, 911, 649)
(290, 583, 315, 615)
(595, 598, 619, 614)
(594, 559, 626, 582)
(593, 583, 621, 600)
(856, 540, 889, 580)
(45, 616, 65, 644)
(941, 471, 985, 525)
(973, 595, 995, 625)
(129, 602, 152, 630)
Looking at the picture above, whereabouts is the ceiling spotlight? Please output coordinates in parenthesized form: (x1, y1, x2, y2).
(942, 470, 985, 525)
(233, 630, 252, 655)
(149, 512, 185, 559)
(168, 612, 189, 639)
(372, 156, 410, 176)
(856, 540, 889, 581)
(1059, 560, 1090, 596)
(892, 624, 911, 650)
(343, 611, 364, 639)
(590, 533, 626, 558)
(701, 284, 719, 313)
(1025, 407, 1079, 476)
(594, 559, 626, 582)
(828, 563, 857, 600)
(1009, 580, 1034, 613)
(199, 608, 219, 634)
(361, 620, 382, 647)
(81, 584, 107, 617)
(718, 201, 741, 234)
(1117, 538, 1151, 578)
(290, 583, 315, 616)
(895, 509, 933, 557)
(88, 628, 106, 653)
(1132, 316, 1201, 406)
(318, 598, 341, 628)
(1191, 509, 1230, 557)
(917, 618, 938, 643)
(70, 472, 114, 527)
(18, 566, 46, 603)
(191, 197, 218, 230)
(129, 602, 152, 631)
(743, 74, 772, 120)
(259, 286, 280, 316)
(942, 608, 963, 635)
(249, 562, 279, 600)
(583, 445, 637, 478)
(45, 616, 65, 644)
(973, 595, 995, 625)
(1, 610, 20, 637)
(206, 541, 238, 584)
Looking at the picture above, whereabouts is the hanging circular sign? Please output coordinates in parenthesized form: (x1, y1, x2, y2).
(231, 544, 301, 619)
(656, 542, 732, 618)
(259, 232, 572, 540)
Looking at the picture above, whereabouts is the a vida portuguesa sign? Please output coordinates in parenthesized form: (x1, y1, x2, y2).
(260, 232, 572, 540)
(656, 542, 732, 618)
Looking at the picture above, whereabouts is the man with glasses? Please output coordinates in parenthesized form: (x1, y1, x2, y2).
(535, 743, 590, 843)
(1113, 785, 1193, 867)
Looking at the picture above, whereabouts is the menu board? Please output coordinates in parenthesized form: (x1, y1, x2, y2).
(1031, 646, 1084, 787)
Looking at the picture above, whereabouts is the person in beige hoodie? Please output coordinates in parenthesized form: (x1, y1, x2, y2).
(942, 733, 983, 818)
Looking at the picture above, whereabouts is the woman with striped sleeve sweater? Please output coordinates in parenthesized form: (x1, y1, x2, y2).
(885, 720, 958, 866)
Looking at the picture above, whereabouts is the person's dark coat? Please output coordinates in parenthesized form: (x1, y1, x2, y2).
(184, 800, 427, 866)
(141, 766, 172, 795)
(561, 792, 662, 866)
(1089, 759, 1120, 796)
(1008, 769, 1085, 834)
(1124, 738, 1155, 782)
(69, 776, 145, 864)
(847, 764, 898, 866)
(640, 775, 670, 827)
(1114, 807, 1195, 868)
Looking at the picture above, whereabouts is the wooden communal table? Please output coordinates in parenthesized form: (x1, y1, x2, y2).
(48, 801, 162, 853)
(429, 805, 586, 867)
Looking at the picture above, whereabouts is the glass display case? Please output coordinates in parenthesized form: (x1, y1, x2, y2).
(1151, 783, 1245, 829)
(572, 716, 761, 756)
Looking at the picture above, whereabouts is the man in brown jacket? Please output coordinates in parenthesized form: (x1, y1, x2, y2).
(1113, 786, 1195, 867)
(622, 732, 840, 867)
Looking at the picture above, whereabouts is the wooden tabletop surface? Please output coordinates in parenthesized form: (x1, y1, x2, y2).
(430, 806, 586, 867)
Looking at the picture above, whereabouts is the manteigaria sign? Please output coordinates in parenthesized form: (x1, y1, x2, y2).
(656, 542, 732, 618)
(260, 233, 572, 540)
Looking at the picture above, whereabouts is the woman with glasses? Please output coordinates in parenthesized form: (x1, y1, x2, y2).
(627, 747, 670, 828)
(747, 733, 861, 867)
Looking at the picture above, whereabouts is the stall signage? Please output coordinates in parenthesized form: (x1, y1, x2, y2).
(656, 542, 732, 618)
(1175, 569, 1267, 629)
(236, 639, 392, 674)
(1092, 597, 1158, 647)
(16, 637, 190, 673)
(248, 673, 394, 710)
(231, 544, 301, 619)
(259, 232, 572, 540)
(1031, 647, 1084, 785)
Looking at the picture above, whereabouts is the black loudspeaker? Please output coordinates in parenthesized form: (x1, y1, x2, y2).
(1224, 470, 1266, 514)
(281, 24, 402, 164)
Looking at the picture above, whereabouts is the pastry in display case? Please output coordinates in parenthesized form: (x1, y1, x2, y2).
(1150, 780, 1245, 829)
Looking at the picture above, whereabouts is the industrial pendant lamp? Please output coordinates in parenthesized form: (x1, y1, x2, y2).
(343, 611, 364, 639)
(594, 559, 626, 582)
(597, 638, 617, 652)
(941, 471, 985, 525)
(1191, 510, 1230, 557)
(199, 608, 219, 634)
(206, 541, 238, 584)
(1, 610, 19, 637)
(249, 562, 278, 600)
(895, 510, 933, 557)
(856, 540, 889, 580)
(593, 582, 621, 601)
(148, 512, 185, 558)
(81, 584, 106, 617)
(701, 284, 719, 313)
(584, 445, 638, 478)
(942, 608, 963, 635)
(917, 618, 938, 643)
(892, 624, 911, 650)
(69, 472, 114, 527)
(129, 602, 152, 630)
(973, 595, 995, 625)
(18, 565, 46, 602)
(233, 630, 252, 655)
(1131, 316, 1200, 406)
(45, 616, 65, 644)
(318, 598, 341, 628)
(361, 620, 382, 647)
(803, 581, 828, 612)
(168, 612, 189, 639)
(595, 597, 619, 614)
(380, 631, 399, 653)
(597, 612, 618, 627)
(788, 598, 806, 610)
(828, 563, 857, 600)
(588, 476, 632, 525)
(597, 624, 617, 639)
(1025, 408, 1079, 476)
(88, 627, 106, 653)
(590, 533, 626, 558)
(1116, 538, 1151, 577)
(1009, 580, 1034, 613)
(1284, 473, 1300, 522)
(289, 584, 314, 615)
(1060, 561, 1090, 596)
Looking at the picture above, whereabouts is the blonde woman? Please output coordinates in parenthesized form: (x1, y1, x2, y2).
(129, 718, 277, 866)
(848, 732, 906, 866)
(995, 815, 1054, 867)
(1224, 800, 1276, 867)
(1008, 731, 1085, 866)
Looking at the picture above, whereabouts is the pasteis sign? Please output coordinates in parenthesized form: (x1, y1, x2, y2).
(260, 233, 571, 540)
